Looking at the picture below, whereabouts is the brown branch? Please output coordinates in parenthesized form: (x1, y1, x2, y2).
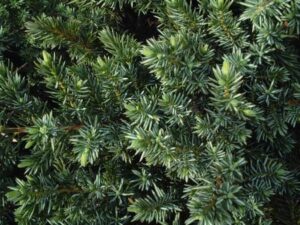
(48, 27, 94, 54)
(288, 99, 300, 106)
(0, 124, 83, 134)
(57, 186, 83, 194)
(0, 127, 27, 134)
(15, 63, 28, 72)
(63, 124, 83, 132)
(32, 186, 83, 198)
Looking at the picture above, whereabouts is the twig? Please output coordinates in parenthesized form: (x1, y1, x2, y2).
(0, 124, 83, 134)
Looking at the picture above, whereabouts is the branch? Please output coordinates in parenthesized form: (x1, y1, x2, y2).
(287, 99, 300, 106)
(0, 124, 83, 134)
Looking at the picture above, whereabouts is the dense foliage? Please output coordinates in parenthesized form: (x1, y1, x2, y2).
(1, 0, 300, 225)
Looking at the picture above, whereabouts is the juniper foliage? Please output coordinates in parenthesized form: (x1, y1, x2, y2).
(1, 0, 300, 225)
